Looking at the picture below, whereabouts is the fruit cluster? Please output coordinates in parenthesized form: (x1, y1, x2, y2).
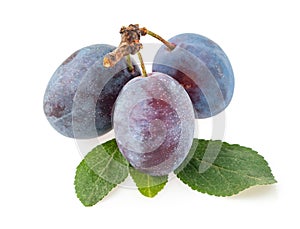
(43, 24, 234, 176)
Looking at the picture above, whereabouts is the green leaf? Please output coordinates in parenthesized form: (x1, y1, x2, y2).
(129, 166, 168, 198)
(74, 139, 128, 206)
(74, 160, 116, 206)
(176, 139, 276, 196)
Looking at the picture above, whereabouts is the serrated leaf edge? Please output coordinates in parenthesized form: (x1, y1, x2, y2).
(129, 166, 168, 198)
(177, 171, 276, 197)
(138, 181, 167, 198)
(74, 139, 129, 206)
(74, 161, 114, 206)
(176, 139, 277, 197)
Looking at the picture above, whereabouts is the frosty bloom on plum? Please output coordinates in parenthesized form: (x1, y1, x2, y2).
(43, 24, 276, 206)
(153, 33, 234, 119)
(43, 44, 140, 139)
(113, 72, 195, 176)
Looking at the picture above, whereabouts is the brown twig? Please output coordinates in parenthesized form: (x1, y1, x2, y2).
(103, 24, 143, 67)
(103, 24, 176, 68)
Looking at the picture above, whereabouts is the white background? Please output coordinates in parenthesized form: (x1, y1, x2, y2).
(1, 0, 299, 228)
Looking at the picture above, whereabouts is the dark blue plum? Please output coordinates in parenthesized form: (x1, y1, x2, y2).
(113, 72, 195, 176)
(43, 44, 141, 139)
(152, 33, 234, 119)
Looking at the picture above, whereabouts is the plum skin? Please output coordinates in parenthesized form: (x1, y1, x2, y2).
(43, 44, 140, 139)
(113, 72, 195, 176)
(153, 33, 234, 119)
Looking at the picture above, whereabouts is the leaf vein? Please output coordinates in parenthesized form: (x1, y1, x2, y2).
(198, 159, 267, 182)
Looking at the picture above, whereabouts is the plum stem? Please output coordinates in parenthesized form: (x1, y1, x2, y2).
(137, 52, 147, 77)
(126, 55, 134, 72)
(140, 27, 176, 51)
